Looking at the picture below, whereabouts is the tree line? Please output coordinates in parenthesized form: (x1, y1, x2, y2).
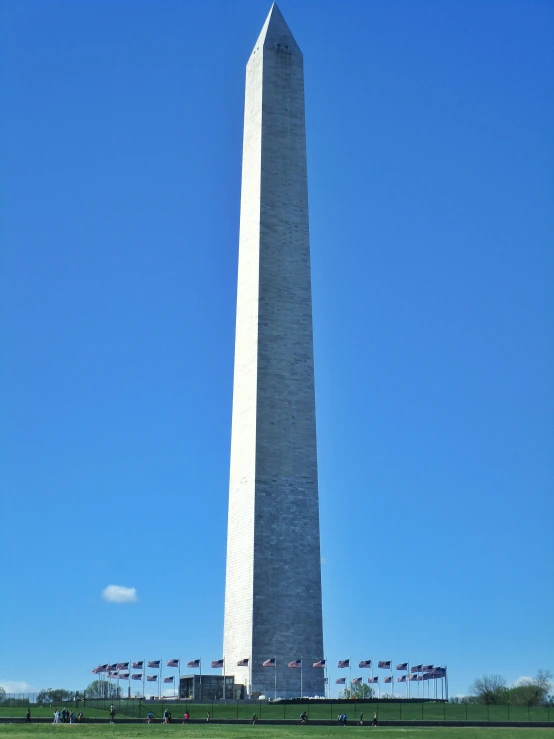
(451, 670, 553, 707)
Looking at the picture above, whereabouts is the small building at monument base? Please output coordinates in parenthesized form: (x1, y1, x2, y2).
(179, 674, 244, 701)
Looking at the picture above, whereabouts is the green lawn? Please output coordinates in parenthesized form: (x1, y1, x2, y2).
(0, 726, 553, 739)
(1, 702, 551, 724)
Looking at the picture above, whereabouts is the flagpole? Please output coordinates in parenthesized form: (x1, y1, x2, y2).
(407, 663, 410, 700)
(199, 659, 202, 702)
(178, 658, 180, 700)
(159, 658, 162, 700)
(274, 656, 277, 701)
(223, 658, 226, 701)
(391, 666, 394, 697)
(325, 658, 328, 700)
(300, 657, 303, 700)
(371, 665, 374, 699)
(349, 657, 351, 697)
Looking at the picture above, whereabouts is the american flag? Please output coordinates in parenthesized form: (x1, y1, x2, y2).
(408, 675, 418, 681)
(107, 672, 118, 679)
(132, 662, 143, 670)
(368, 676, 378, 684)
(288, 660, 302, 668)
(434, 667, 446, 677)
(336, 677, 346, 684)
(166, 659, 179, 668)
(378, 661, 391, 669)
(119, 673, 130, 680)
(416, 675, 424, 681)
(108, 664, 118, 671)
(351, 677, 362, 685)
(423, 664, 434, 672)
(163, 677, 174, 684)
(397, 675, 407, 683)
(411, 664, 423, 673)
(131, 674, 142, 681)
(359, 660, 372, 668)
(148, 661, 160, 669)
(117, 663, 129, 670)
(146, 675, 157, 682)
(92, 664, 108, 674)
(187, 660, 200, 669)
(396, 663, 408, 671)
(337, 659, 350, 668)
(384, 676, 392, 684)
(237, 659, 249, 667)
(313, 660, 326, 668)
(211, 660, 224, 669)
(423, 672, 434, 680)
(263, 658, 275, 667)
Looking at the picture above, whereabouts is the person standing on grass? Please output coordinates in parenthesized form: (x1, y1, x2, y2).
(372, 712, 378, 726)
(109, 704, 116, 723)
(26, 708, 31, 723)
(53, 710, 60, 723)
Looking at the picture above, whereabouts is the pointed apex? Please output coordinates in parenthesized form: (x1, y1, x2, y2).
(252, 3, 301, 55)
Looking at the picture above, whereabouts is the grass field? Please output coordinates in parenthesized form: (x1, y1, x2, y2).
(1, 702, 551, 724)
(0, 726, 553, 739)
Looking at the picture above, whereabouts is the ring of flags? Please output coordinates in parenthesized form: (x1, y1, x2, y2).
(92, 658, 447, 697)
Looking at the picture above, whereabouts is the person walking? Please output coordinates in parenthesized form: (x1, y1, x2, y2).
(109, 705, 116, 723)
(372, 712, 378, 726)
(25, 709, 31, 723)
(359, 712, 364, 726)
(53, 710, 60, 724)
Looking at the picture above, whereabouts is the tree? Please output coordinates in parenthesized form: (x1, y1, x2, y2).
(510, 670, 553, 707)
(469, 674, 507, 704)
(339, 684, 375, 700)
(37, 689, 74, 705)
(0, 686, 6, 703)
(85, 681, 122, 699)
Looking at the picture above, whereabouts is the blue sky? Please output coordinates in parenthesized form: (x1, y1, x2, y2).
(1, 0, 552, 699)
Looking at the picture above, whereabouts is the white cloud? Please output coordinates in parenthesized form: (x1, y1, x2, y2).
(101, 585, 138, 604)
(0, 680, 36, 693)
(512, 676, 533, 686)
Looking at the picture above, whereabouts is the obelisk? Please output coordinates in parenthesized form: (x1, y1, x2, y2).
(223, 4, 324, 699)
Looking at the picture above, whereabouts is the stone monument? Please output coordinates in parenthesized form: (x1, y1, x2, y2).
(223, 3, 324, 698)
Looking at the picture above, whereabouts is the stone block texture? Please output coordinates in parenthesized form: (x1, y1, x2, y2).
(223, 4, 324, 699)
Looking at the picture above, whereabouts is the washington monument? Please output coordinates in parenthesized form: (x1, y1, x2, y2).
(223, 4, 324, 698)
